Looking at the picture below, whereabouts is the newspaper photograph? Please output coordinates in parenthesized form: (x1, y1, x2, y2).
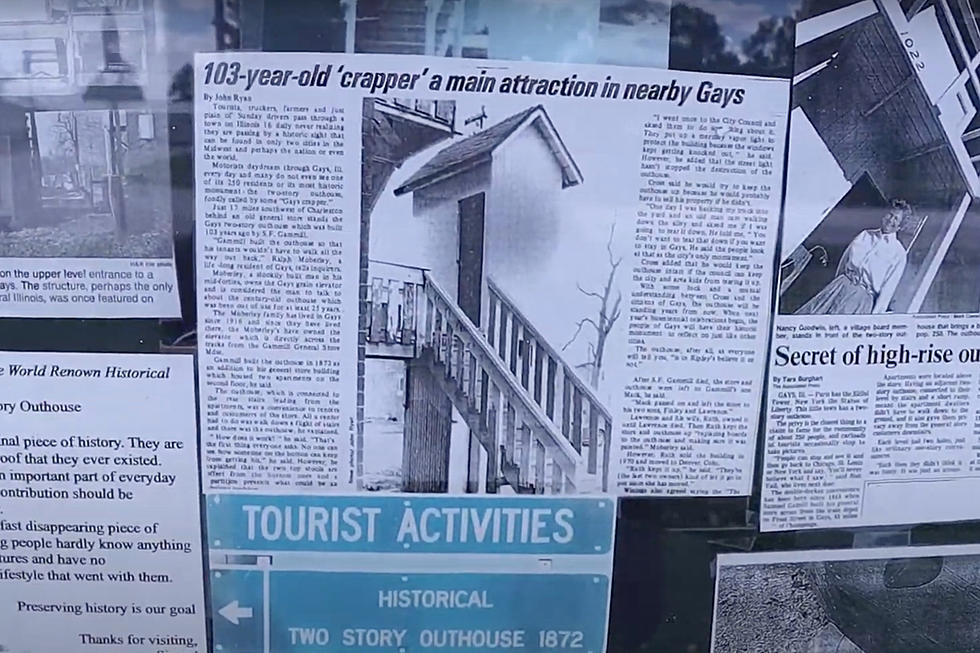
(668, 0, 796, 79)
(760, 0, 980, 531)
(712, 544, 980, 653)
(0, 2, 180, 318)
(195, 51, 789, 496)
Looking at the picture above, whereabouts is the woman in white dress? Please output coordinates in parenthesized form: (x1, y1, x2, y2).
(796, 199, 912, 315)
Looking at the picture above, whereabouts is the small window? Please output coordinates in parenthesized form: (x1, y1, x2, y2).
(137, 113, 154, 139)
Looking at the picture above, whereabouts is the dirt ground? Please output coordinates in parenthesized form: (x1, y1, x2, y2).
(360, 417, 404, 491)
(713, 562, 829, 653)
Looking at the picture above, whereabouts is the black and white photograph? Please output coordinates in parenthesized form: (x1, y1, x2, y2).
(596, 0, 672, 68)
(0, 108, 171, 259)
(713, 547, 980, 653)
(359, 95, 630, 495)
(668, 0, 796, 78)
(0, 1, 174, 259)
(780, 0, 980, 315)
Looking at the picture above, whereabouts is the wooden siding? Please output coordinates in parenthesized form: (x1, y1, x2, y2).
(402, 354, 453, 492)
(795, 14, 967, 206)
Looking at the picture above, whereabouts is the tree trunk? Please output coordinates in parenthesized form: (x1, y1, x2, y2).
(590, 331, 606, 389)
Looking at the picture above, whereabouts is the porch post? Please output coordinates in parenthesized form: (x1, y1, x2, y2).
(466, 431, 482, 493)
(344, 0, 357, 53)
(425, 0, 444, 56)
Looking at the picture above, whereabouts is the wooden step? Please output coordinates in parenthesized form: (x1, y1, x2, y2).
(423, 349, 539, 494)
(417, 274, 592, 494)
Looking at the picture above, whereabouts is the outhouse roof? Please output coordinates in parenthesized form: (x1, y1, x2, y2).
(393, 104, 583, 196)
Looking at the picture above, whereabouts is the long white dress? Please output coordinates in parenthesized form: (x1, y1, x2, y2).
(795, 229, 906, 315)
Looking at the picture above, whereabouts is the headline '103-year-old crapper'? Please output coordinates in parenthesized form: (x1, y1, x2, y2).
(194, 51, 790, 498)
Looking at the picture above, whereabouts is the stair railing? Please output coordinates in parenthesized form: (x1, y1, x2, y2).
(420, 272, 582, 493)
(365, 260, 424, 347)
(486, 277, 612, 492)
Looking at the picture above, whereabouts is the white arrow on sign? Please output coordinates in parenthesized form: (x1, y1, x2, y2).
(218, 600, 254, 625)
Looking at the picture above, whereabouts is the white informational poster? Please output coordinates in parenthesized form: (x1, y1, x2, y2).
(194, 52, 790, 497)
(761, 0, 980, 531)
(0, 352, 206, 652)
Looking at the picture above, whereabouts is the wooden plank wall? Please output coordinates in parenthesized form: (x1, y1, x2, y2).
(402, 354, 453, 492)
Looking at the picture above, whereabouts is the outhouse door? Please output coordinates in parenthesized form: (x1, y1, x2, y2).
(457, 192, 485, 324)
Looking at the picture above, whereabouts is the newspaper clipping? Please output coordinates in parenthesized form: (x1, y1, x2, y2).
(0, 3, 180, 318)
(195, 51, 789, 496)
(712, 544, 980, 653)
(760, 0, 980, 531)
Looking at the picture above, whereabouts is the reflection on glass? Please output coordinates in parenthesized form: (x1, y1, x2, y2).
(75, 28, 145, 74)
(485, 0, 599, 64)
(668, 0, 796, 78)
(0, 39, 68, 81)
(597, 0, 670, 68)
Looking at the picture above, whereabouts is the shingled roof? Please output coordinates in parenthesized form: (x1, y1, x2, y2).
(393, 105, 582, 196)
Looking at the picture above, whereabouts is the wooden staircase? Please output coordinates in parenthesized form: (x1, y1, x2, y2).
(416, 272, 610, 494)
(486, 277, 613, 491)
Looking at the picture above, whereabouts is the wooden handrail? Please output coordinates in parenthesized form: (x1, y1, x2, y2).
(422, 272, 582, 477)
(486, 276, 612, 423)
(485, 277, 611, 489)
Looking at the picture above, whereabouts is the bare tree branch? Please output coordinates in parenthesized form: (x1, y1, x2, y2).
(561, 316, 599, 351)
(575, 281, 604, 301)
(569, 221, 622, 389)
(596, 259, 620, 327)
